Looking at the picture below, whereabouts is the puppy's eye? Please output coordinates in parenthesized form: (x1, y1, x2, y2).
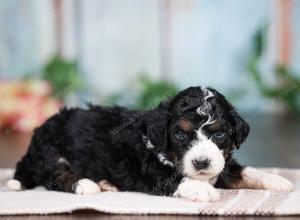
(174, 131, 188, 140)
(213, 130, 225, 138)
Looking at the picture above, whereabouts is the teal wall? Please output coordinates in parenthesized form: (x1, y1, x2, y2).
(0, 0, 299, 111)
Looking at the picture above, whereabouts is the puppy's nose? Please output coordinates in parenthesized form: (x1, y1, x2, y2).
(192, 158, 210, 170)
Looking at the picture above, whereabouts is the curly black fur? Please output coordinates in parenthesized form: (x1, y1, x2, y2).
(12, 86, 249, 196)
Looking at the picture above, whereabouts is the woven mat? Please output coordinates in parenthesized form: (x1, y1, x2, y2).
(0, 168, 299, 216)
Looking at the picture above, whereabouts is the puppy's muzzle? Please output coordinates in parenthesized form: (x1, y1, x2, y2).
(192, 158, 210, 170)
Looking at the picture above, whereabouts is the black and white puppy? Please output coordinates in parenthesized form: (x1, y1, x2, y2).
(7, 87, 293, 202)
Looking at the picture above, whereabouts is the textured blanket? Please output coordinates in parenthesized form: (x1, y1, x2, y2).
(0, 168, 299, 216)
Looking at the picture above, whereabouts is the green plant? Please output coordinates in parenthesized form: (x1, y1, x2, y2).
(247, 25, 300, 114)
(104, 74, 179, 109)
(136, 75, 178, 109)
(42, 55, 82, 100)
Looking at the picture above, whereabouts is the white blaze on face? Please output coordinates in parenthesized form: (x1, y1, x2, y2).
(183, 130, 225, 181)
(196, 87, 214, 115)
(183, 87, 225, 181)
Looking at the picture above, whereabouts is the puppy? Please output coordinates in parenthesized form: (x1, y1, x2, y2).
(7, 87, 293, 202)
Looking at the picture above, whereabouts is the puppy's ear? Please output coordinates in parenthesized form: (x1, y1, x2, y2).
(141, 102, 170, 151)
(231, 110, 250, 149)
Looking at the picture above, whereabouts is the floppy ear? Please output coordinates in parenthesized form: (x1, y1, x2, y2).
(231, 111, 250, 149)
(208, 87, 250, 149)
(141, 102, 170, 151)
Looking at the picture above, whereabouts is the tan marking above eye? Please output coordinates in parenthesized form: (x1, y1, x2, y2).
(178, 119, 193, 132)
(209, 121, 221, 131)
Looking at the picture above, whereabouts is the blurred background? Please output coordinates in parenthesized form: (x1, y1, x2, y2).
(0, 0, 299, 169)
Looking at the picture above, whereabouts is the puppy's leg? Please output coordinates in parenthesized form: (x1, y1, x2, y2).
(45, 159, 101, 195)
(7, 154, 38, 191)
(46, 173, 101, 194)
(174, 178, 220, 202)
(236, 167, 293, 191)
(45, 168, 78, 193)
(216, 160, 293, 191)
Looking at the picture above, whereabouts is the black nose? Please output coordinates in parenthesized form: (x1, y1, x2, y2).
(192, 158, 210, 170)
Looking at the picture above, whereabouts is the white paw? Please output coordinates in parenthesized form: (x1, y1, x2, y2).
(75, 178, 101, 195)
(174, 179, 220, 202)
(261, 173, 293, 192)
(6, 179, 23, 191)
(242, 167, 293, 192)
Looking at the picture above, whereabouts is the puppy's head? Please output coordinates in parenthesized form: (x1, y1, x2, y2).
(143, 86, 249, 181)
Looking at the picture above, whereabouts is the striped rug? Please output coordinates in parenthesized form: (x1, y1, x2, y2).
(0, 168, 299, 216)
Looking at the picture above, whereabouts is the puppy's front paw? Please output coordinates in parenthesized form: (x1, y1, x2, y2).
(174, 179, 220, 202)
(261, 173, 293, 192)
(242, 167, 293, 192)
(75, 178, 101, 195)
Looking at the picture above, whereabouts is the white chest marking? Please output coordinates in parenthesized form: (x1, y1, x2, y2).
(157, 153, 174, 167)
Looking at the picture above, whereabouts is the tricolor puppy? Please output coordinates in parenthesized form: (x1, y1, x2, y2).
(7, 87, 293, 202)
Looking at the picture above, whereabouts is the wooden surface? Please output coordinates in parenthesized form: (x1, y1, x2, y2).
(0, 212, 299, 220)
(0, 213, 213, 220)
(0, 113, 299, 219)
